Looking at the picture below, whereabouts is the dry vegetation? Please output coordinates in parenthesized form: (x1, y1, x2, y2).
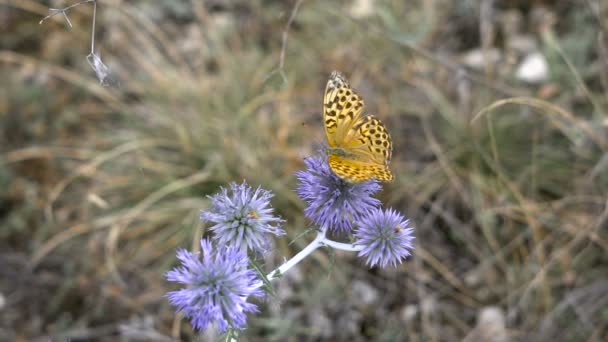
(1, 0, 607, 341)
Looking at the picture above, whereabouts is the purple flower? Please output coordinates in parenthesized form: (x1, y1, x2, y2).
(201, 181, 285, 253)
(354, 208, 415, 268)
(166, 239, 264, 332)
(295, 155, 382, 233)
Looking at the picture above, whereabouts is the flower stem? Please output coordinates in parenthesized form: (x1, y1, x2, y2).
(266, 228, 326, 281)
(320, 237, 363, 252)
(266, 228, 363, 281)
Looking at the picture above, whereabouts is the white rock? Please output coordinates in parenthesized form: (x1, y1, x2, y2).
(465, 306, 508, 342)
(400, 304, 418, 322)
(515, 52, 549, 83)
(309, 308, 333, 337)
(350, 0, 375, 18)
(351, 280, 379, 306)
(420, 296, 437, 315)
(462, 48, 501, 70)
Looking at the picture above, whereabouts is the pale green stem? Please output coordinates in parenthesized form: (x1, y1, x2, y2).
(266, 228, 363, 281)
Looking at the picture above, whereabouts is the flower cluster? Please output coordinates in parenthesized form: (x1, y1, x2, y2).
(295, 154, 415, 267)
(354, 208, 415, 268)
(166, 239, 264, 332)
(296, 155, 381, 233)
(201, 181, 285, 254)
(167, 181, 284, 334)
(166, 153, 415, 335)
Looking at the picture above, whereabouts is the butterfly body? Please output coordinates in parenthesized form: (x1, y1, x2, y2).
(323, 71, 393, 182)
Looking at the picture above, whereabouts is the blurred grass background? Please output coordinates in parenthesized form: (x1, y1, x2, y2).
(1, 0, 607, 341)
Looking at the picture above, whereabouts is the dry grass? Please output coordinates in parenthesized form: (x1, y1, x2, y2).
(1, 0, 607, 341)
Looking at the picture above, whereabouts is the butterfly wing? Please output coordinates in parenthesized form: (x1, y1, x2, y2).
(323, 71, 365, 148)
(328, 154, 393, 182)
(341, 115, 392, 165)
(323, 71, 393, 182)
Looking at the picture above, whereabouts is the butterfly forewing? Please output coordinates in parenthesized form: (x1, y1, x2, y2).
(323, 71, 365, 147)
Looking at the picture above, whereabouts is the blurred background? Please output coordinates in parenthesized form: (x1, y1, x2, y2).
(1, 0, 607, 341)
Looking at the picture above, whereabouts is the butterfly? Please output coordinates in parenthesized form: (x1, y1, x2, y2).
(323, 71, 393, 182)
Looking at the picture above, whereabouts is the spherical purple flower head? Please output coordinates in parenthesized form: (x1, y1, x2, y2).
(354, 208, 415, 268)
(295, 154, 382, 233)
(166, 239, 264, 332)
(201, 181, 285, 253)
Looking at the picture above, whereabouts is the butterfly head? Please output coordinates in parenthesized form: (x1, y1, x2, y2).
(327, 71, 349, 91)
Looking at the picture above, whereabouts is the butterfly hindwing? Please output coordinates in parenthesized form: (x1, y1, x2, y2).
(328, 155, 393, 182)
(354, 115, 392, 164)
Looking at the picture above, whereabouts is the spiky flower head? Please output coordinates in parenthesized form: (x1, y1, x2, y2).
(165, 239, 264, 332)
(295, 154, 382, 233)
(354, 208, 415, 268)
(201, 181, 285, 253)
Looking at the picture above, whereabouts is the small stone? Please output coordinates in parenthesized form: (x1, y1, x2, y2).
(309, 308, 332, 337)
(462, 48, 502, 70)
(420, 296, 437, 315)
(465, 306, 508, 342)
(350, 0, 376, 18)
(351, 280, 379, 306)
(464, 270, 481, 286)
(400, 304, 418, 322)
(515, 52, 549, 83)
